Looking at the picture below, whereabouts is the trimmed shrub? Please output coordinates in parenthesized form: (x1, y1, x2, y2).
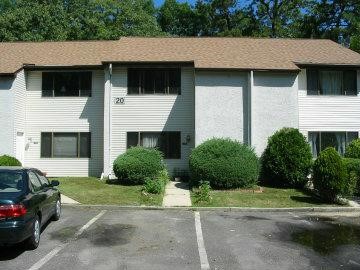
(313, 147, 347, 202)
(113, 146, 165, 184)
(345, 139, 360, 159)
(0, 155, 21, 166)
(189, 138, 259, 189)
(342, 158, 360, 196)
(261, 128, 313, 188)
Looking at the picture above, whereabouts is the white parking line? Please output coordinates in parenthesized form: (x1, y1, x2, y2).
(28, 210, 107, 270)
(194, 211, 210, 270)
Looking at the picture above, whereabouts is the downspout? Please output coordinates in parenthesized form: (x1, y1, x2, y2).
(248, 70, 253, 146)
(193, 67, 196, 147)
(108, 63, 112, 178)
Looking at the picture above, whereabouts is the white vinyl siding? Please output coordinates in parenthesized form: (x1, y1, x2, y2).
(24, 70, 104, 177)
(108, 67, 195, 175)
(13, 70, 27, 157)
(0, 76, 14, 156)
(299, 69, 360, 136)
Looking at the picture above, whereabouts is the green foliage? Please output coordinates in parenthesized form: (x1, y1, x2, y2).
(0, 0, 162, 41)
(143, 178, 163, 194)
(189, 138, 259, 189)
(313, 148, 347, 202)
(342, 158, 360, 196)
(350, 35, 360, 53)
(142, 169, 169, 194)
(193, 181, 211, 203)
(345, 139, 360, 159)
(253, 0, 304, 37)
(0, 0, 359, 41)
(158, 0, 197, 36)
(261, 128, 313, 188)
(0, 155, 22, 166)
(113, 146, 165, 185)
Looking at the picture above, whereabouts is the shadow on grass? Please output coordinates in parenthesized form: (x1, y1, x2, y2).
(260, 183, 328, 205)
(105, 178, 141, 186)
(290, 189, 327, 205)
(290, 195, 325, 205)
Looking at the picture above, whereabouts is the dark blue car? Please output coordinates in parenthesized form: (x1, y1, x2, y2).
(0, 167, 61, 249)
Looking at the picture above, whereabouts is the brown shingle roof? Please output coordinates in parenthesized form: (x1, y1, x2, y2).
(1, 37, 360, 74)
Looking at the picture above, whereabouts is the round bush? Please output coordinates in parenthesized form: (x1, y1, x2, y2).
(345, 139, 360, 159)
(260, 128, 312, 188)
(313, 147, 347, 202)
(189, 138, 259, 189)
(0, 155, 21, 166)
(113, 147, 165, 184)
(342, 158, 360, 196)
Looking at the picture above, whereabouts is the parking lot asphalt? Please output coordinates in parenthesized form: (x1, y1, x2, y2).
(1, 206, 360, 270)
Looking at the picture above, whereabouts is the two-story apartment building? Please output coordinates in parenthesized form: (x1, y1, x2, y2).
(1, 37, 360, 177)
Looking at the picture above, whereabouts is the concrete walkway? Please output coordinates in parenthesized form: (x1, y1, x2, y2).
(349, 197, 360, 208)
(163, 181, 192, 207)
(61, 194, 80, 205)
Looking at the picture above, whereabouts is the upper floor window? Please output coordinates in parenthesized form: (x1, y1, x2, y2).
(128, 68, 181, 95)
(307, 69, 357, 96)
(42, 72, 92, 97)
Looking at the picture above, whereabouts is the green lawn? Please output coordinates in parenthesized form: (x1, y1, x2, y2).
(191, 187, 337, 208)
(55, 177, 163, 206)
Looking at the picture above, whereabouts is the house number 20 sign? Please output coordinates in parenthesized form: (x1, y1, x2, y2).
(114, 97, 125, 104)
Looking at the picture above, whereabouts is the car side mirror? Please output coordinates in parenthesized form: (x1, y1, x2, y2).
(51, 180, 59, 187)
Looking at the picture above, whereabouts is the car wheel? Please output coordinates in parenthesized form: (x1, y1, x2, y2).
(53, 199, 61, 221)
(26, 215, 41, 250)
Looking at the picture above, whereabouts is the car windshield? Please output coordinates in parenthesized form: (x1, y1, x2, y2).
(0, 171, 25, 193)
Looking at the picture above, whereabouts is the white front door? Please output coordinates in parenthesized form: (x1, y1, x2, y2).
(16, 132, 25, 165)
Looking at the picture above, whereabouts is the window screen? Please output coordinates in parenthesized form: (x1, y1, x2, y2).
(127, 132, 139, 148)
(53, 133, 78, 157)
(168, 69, 181, 94)
(307, 69, 318, 95)
(42, 73, 54, 97)
(126, 131, 181, 159)
(344, 70, 357, 95)
(80, 133, 91, 158)
(308, 131, 359, 158)
(307, 69, 357, 96)
(127, 68, 181, 95)
(128, 70, 140, 94)
(41, 133, 52, 158)
(41, 132, 91, 158)
(42, 72, 92, 97)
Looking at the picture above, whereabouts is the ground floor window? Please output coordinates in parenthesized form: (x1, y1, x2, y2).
(41, 132, 91, 158)
(308, 131, 358, 158)
(127, 131, 181, 159)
